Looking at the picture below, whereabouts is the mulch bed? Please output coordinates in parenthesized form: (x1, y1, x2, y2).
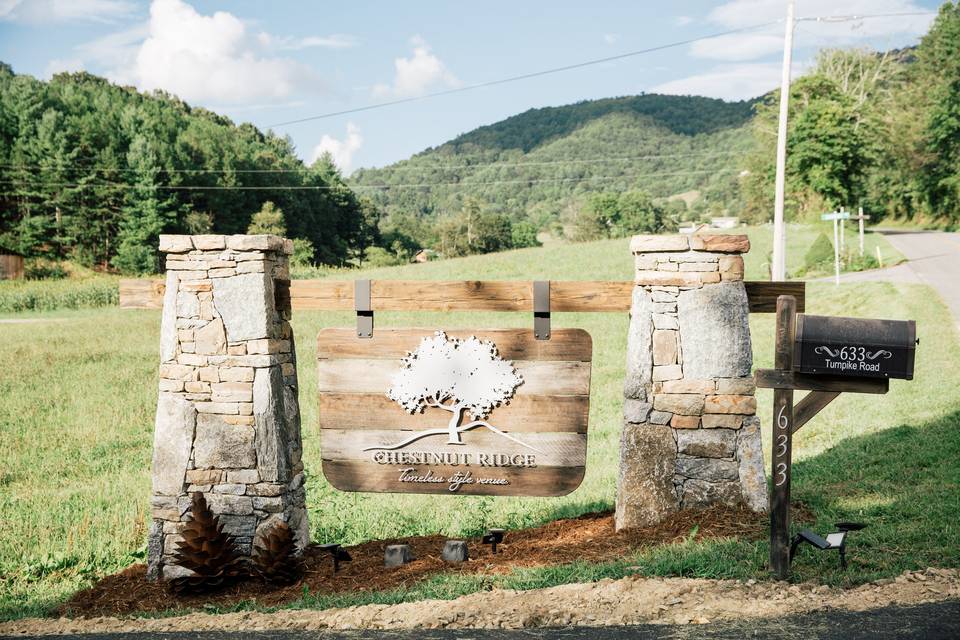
(60, 505, 776, 618)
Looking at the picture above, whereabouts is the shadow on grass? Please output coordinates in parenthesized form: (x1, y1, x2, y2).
(488, 408, 960, 587)
(786, 409, 960, 583)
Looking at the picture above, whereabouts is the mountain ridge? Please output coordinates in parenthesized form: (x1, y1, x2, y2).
(350, 93, 757, 221)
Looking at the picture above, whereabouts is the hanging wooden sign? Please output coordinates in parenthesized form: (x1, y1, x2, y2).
(317, 328, 592, 496)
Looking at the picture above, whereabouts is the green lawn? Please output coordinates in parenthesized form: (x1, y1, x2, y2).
(0, 274, 119, 314)
(290, 223, 903, 282)
(0, 230, 953, 621)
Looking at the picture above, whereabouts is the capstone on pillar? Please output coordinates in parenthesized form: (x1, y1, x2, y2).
(147, 234, 307, 580)
(615, 233, 767, 531)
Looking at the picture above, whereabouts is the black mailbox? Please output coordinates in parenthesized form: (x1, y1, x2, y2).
(794, 314, 916, 380)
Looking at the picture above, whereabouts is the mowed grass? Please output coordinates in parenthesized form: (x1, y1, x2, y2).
(0, 231, 954, 620)
(291, 223, 903, 282)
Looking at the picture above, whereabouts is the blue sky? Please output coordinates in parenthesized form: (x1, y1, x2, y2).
(0, 0, 942, 172)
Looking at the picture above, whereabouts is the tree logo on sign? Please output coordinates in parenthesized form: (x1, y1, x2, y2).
(363, 332, 541, 452)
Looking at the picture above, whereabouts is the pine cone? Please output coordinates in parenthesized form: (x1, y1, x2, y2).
(168, 492, 248, 595)
(251, 520, 305, 586)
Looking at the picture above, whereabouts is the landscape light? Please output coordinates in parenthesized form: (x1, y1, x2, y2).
(482, 529, 505, 554)
(789, 522, 867, 570)
(318, 543, 352, 573)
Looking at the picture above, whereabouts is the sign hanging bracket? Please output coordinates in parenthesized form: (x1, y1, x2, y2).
(533, 280, 550, 340)
(355, 279, 373, 338)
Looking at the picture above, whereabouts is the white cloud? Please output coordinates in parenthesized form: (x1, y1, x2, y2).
(0, 0, 135, 23)
(372, 36, 458, 98)
(650, 62, 786, 101)
(212, 99, 307, 114)
(287, 34, 358, 50)
(603, 33, 619, 45)
(311, 122, 363, 173)
(691, 33, 784, 61)
(44, 57, 84, 77)
(694, 0, 934, 61)
(76, 22, 149, 69)
(675, 16, 693, 27)
(113, 0, 316, 104)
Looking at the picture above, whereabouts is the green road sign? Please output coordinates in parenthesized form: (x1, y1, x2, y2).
(821, 211, 851, 221)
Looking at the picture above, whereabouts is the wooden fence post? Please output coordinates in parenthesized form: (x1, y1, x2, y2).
(770, 294, 797, 579)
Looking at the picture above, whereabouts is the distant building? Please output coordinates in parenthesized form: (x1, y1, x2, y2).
(710, 216, 740, 229)
(413, 249, 438, 263)
(0, 249, 24, 280)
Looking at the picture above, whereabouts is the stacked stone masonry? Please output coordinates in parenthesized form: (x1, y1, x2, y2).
(148, 234, 308, 580)
(616, 233, 767, 531)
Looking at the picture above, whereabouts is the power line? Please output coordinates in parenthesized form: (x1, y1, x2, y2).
(264, 22, 781, 128)
(796, 11, 935, 23)
(0, 150, 742, 174)
(264, 11, 935, 129)
(0, 10, 933, 179)
(0, 167, 736, 194)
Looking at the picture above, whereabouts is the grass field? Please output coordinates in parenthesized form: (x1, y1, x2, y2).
(0, 275, 118, 313)
(290, 223, 903, 282)
(1, 229, 953, 621)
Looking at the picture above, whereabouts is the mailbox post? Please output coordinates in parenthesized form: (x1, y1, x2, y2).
(755, 295, 917, 579)
(770, 296, 796, 578)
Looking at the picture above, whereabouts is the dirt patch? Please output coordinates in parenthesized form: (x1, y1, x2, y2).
(3, 568, 957, 635)
(58, 505, 764, 618)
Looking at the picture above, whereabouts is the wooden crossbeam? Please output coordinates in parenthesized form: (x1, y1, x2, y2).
(792, 391, 840, 434)
(120, 279, 806, 313)
(755, 369, 889, 394)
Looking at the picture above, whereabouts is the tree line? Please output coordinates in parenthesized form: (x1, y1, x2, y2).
(2, 4, 957, 275)
(352, 98, 753, 253)
(0, 64, 377, 274)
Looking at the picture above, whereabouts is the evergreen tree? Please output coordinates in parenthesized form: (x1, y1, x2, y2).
(916, 2, 960, 221)
(247, 201, 286, 236)
(0, 66, 369, 270)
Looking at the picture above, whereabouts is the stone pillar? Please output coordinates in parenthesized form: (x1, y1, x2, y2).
(615, 234, 767, 531)
(147, 234, 307, 580)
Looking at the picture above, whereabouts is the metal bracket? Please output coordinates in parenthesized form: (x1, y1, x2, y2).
(533, 280, 550, 340)
(355, 279, 373, 338)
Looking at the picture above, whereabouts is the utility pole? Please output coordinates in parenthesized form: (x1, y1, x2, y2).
(833, 213, 841, 286)
(771, 0, 796, 282)
(839, 205, 846, 254)
(857, 206, 870, 257)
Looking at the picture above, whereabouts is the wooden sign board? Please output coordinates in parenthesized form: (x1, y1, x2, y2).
(318, 328, 591, 496)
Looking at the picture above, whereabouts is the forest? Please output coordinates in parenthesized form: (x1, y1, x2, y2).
(0, 64, 377, 274)
(351, 95, 755, 249)
(0, 3, 957, 274)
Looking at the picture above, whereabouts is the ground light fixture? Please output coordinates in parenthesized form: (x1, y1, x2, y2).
(318, 543, 352, 573)
(790, 522, 867, 570)
(482, 529, 505, 554)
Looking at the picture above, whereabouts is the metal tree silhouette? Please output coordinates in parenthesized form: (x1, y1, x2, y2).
(364, 332, 539, 452)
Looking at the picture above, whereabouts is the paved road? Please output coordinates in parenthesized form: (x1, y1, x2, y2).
(8, 600, 958, 640)
(832, 230, 960, 329)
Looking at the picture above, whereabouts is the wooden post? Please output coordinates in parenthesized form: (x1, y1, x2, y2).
(839, 206, 846, 254)
(857, 207, 863, 258)
(832, 216, 840, 285)
(770, 295, 797, 579)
